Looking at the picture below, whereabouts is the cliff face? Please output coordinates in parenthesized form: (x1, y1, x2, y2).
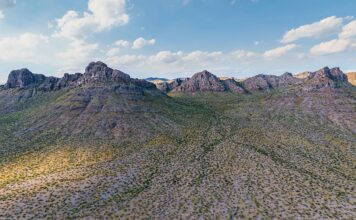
(5, 69, 55, 90)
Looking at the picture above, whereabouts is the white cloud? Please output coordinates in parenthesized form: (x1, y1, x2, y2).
(263, 44, 297, 59)
(104, 50, 226, 75)
(56, 40, 99, 66)
(0, 33, 48, 62)
(148, 51, 183, 64)
(0, 11, 3, 19)
(132, 37, 156, 49)
(282, 16, 343, 43)
(231, 50, 257, 59)
(106, 47, 120, 57)
(114, 39, 130, 47)
(310, 39, 351, 55)
(54, 0, 129, 40)
(339, 20, 356, 39)
(182, 51, 223, 62)
(105, 54, 145, 66)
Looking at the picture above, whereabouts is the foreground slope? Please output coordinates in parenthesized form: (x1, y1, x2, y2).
(0, 64, 355, 219)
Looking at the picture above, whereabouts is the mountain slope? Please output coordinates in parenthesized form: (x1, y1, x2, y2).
(0, 63, 355, 219)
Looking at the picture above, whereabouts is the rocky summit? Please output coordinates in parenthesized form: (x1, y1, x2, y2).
(0, 62, 355, 219)
(173, 70, 227, 92)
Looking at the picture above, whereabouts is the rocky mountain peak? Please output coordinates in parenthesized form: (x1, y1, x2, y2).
(173, 70, 226, 92)
(310, 66, 347, 82)
(5, 68, 46, 89)
(83, 61, 131, 84)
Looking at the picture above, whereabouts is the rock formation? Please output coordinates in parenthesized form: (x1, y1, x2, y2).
(171, 70, 246, 93)
(241, 72, 301, 92)
(3, 61, 158, 92)
(5, 69, 51, 89)
(302, 67, 349, 91)
(347, 72, 356, 86)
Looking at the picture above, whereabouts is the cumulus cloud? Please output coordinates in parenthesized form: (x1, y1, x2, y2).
(114, 39, 130, 47)
(0, 33, 48, 62)
(282, 16, 343, 43)
(106, 47, 120, 57)
(104, 49, 231, 76)
(339, 20, 356, 39)
(263, 44, 297, 59)
(56, 40, 99, 66)
(148, 51, 183, 64)
(54, 0, 129, 40)
(132, 37, 156, 49)
(231, 50, 257, 59)
(105, 54, 145, 66)
(310, 39, 351, 55)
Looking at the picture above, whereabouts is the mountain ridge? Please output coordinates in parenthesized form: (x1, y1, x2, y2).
(2, 62, 353, 94)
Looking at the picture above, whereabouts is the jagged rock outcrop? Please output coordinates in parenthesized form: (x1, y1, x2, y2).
(55, 73, 83, 90)
(241, 72, 301, 92)
(302, 67, 349, 91)
(5, 69, 49, 89)
(173, 70, 227, 92)
(2, 64, 352, 96)
(2, 61, 158, 93)
(82, 61, 131, 84)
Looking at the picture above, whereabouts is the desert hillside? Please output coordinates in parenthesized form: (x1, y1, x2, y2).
(0, 62, 355, 219)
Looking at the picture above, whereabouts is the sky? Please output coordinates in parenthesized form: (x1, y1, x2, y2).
(0, 0, 356, 83)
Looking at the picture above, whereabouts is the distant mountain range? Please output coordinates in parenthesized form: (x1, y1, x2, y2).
(2, 61, 353, 94)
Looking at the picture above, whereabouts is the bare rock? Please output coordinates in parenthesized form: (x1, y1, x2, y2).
(55, 73, 83, 89)
(5, 69, 47, 89)
(83, 61, 131, 84)
(173, 70, 226, 92)
(303, 67, 349, 91)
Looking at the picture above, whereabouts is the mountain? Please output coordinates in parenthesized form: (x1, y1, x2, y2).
(153, 66, 351, 94)
(167, 70, 244, 93)
(0, 62, 178, 147)
(240, 72, 299, 91)
(0, 62, 355, 219)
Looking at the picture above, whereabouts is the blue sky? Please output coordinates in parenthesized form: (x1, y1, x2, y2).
(0, 0, 356, 82)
